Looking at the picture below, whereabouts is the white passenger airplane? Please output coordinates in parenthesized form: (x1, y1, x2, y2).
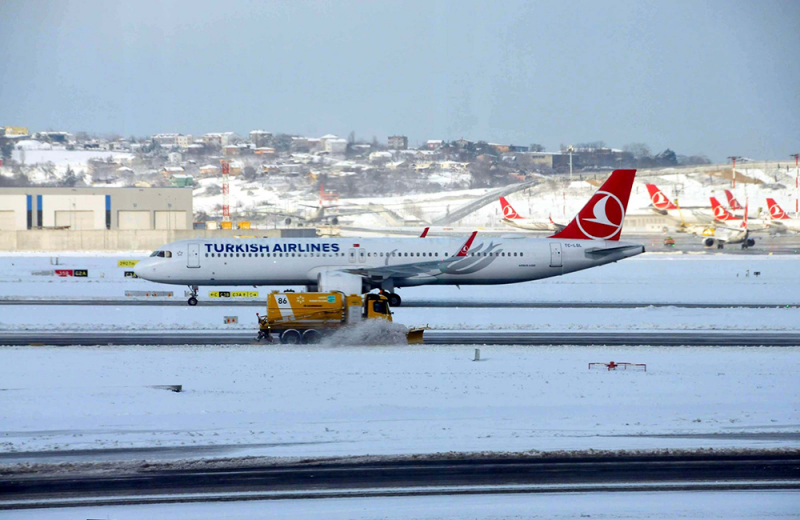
(498, 196, 565, 232)
(701, 199, 756, 249)
(645, 184, 712, 225)
(765, 198, 800, 232)
(135, 170, 645, 306)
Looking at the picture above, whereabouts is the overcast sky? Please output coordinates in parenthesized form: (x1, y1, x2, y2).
(1, 0, 798, 161)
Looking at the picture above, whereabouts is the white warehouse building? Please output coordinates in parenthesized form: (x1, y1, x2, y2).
(0, 187, 193, 231)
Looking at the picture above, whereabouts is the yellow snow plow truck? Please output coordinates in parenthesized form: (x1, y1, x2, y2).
(256, 291, 426, 345)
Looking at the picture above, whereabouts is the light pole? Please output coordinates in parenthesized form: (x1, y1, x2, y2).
(568, 146, 574, 180)
(792, 154, 799, 216)
(727, 156, 741, 189)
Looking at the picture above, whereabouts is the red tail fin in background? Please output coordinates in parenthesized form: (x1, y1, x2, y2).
(724, 190, 744, 211)
(499, 197, 522, 219)
(551, 169, 636, 241)
(766, 198, 790, 220)
(710, 197, 739, 221)
(419, 227, 430, 238)
(645, 184, 678, 210)
(455, 231, 478, 257)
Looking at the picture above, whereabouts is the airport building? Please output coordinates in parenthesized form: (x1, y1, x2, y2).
(0, 187, 192, 231)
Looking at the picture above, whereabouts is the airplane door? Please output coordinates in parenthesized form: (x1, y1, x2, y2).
(549, 242, 562, 267)
(348, 248, 357, 263)
(188, 243, 200, 268)
(358, 249, 366, 263)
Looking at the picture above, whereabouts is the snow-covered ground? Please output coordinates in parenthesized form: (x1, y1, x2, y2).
(1, 344, 797, 458)
(8, 490, 799, 520)
(1, 253, 796, 306)
(0, 304, 797, 333)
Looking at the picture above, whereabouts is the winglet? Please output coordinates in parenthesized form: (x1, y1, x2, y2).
(551, 169, 636, 241)
(455, 231, 478, 256)
(499, 197, 522, 219)
(741, 200, 749, 229)
(645, 184, 678, 210)
(419, 227, 430, 238)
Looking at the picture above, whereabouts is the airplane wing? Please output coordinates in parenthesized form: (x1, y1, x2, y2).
(584, 244, 644, 257)
(340, 232, 478, 280)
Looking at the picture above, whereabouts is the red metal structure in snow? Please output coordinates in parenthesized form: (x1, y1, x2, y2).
(221, 160, 231, 222)
(589, 361, 647, 372)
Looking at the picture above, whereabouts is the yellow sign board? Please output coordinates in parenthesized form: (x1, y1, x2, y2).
(4, 126, 29, 136)
(209, 291, 259, 298)
(118, 260, 140, 267)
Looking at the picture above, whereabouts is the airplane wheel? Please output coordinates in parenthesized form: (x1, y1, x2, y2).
(280, 329, 301, 345)
(387, 293, 402, 307)
(302, 329, 322, 344)
(188, 297, 198, 306)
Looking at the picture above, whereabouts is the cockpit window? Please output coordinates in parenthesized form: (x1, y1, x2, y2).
(149, 250, 172, 258)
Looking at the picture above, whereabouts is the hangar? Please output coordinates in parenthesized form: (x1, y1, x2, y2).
(0, 187, 192, 231)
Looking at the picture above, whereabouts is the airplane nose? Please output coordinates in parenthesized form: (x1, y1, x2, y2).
(133, 259, 154, 280)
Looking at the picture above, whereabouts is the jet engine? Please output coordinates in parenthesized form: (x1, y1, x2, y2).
(746, 238, 756, 247)
(702, 237, 717, 248)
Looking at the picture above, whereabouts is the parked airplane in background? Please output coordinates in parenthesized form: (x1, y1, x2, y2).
(724, 190, 744, 212)
(723, 190, 760, 218)
(498, 196, 565, 232)
(136, 170, 645, 306)
(709, 197, 769, 230)
(645, 184, 712, 226)
(702, 200, 756, 249)
(765, 198, 800, 232)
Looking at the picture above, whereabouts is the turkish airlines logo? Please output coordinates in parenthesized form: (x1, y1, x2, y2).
(502, 203, 518, 219)
(769, 204, 785, 219)
(459, 243, 470, 255)
(713, 205, 728, 219)
(650, 190, 667, 208)
(576, 191, 625, 240)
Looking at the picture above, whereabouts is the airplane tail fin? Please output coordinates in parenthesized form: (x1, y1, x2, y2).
(710, 196, 738, 221)
(499, 197, 522, 219)
(420, 227, 430, 238)
(766, 198, 790, 220)
(645, 184, 678, 210)
(455, 231, 478, 257)
(551, 169, 636, 241)
(725, 190, 744, 211)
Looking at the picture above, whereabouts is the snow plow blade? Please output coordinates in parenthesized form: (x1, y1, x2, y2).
(406, 326, 427, 345)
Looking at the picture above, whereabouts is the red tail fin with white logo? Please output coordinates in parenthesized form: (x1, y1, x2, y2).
(766, 198, 790, 220)
(645, 184, 678, 210)
(724, 190, 744, 211)
(455, 231, 478, 256)
(551, 169, 636, 241)
(499, 197, 522, 219)
(710, 197, 739, 221)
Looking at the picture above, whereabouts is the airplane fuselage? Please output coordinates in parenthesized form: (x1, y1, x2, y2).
(135, 236, 644, 288)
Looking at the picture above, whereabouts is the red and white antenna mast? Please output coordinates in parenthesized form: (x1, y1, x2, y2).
(221, 160, 231, 222)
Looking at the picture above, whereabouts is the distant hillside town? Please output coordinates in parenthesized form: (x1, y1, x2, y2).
(0, 125, 713, 196)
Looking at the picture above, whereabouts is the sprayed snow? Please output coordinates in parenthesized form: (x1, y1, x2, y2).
(323, 319, 412, 346)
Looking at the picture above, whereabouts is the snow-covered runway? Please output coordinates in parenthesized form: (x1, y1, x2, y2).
(1, 344, 797, 461)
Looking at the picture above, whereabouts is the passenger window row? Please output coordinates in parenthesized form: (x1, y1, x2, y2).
(204, 251, 522, 258)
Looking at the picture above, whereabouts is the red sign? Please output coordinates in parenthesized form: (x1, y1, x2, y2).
(55, 269, 73, 277)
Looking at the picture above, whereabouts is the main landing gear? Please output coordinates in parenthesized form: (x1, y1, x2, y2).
(380, 290, 402, 307)
(187, 285, 199, 306)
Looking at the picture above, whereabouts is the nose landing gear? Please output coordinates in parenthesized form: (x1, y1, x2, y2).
(188, 285, 199, 306)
